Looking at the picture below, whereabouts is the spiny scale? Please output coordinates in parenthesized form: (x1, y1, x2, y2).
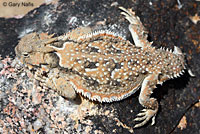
(48, 30, 185, 102)
(15, 7, 192, 128)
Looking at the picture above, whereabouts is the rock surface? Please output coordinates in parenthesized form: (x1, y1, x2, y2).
(0, 0, 199, 133)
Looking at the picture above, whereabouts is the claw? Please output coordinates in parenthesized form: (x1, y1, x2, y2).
(134, 116, 146, 121)
(136, 112, 146, 116)
(119, 6, 135, 17)
(134, 119, 148, 128)
(34, 68, 49, 83)
(151, 116, 156, 125)
(40, 82, 48, 88)
(39, 78, 47, 83)
(141, 109, 147, 112)
(133, 108, 157, 128)
(119, 6, 139, 24)
(34, 74, 46, 82)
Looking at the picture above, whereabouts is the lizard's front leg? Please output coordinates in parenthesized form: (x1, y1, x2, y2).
(34, 67, 76, 100)
(134, 73, 159, 128)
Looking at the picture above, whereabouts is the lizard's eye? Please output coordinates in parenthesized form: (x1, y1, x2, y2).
(22, 52, 29, 57)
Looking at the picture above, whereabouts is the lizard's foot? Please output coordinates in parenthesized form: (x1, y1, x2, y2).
(134, 108, 158, 128)
(35, 68, 77, 100)
(119, 7, 151, 48)
(34, 69, 48, 86)
(119, 7, 141, 26)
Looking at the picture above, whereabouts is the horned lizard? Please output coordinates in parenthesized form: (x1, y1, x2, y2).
(15, 7, 194, 128)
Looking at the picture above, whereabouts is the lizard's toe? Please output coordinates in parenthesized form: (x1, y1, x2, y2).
(134, 108, 157, 128)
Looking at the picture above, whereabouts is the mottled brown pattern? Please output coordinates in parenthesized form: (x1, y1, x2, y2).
(15, 7, 191, 128)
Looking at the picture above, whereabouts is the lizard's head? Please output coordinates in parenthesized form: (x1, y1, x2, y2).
(15, 32, 58, 68)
